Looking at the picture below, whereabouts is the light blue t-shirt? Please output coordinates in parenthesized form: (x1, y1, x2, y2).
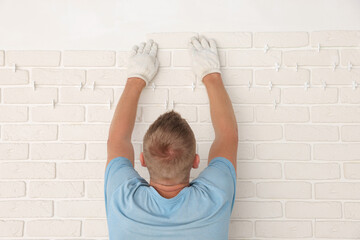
(104, 156, 236, 240)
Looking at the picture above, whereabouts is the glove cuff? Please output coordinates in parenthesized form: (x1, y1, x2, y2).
(127, 75, 149, 87)
(200, 69, 222, 81)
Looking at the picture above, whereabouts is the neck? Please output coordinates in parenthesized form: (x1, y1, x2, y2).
(149, 179, 190, 199)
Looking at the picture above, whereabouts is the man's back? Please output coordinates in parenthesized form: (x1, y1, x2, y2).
(104, 156, 236, 240)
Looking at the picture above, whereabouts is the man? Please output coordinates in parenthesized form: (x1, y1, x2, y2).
(105, 36, 238, 240)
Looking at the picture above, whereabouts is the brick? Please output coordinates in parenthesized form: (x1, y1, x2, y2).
(221, 69, 252, 86)
(228, 50, 281, 67)
(315, 183, 360, 199)
(0, 162, 55, 179)
(314, 143, 360, 160)
(0, 143, 28, 160)
(189, 124, 215, 141)
(0, 105, 28, 122)
(232, 201, 282, 219)
(342, 125, 360, 141)
(0, 181, 25, 197)
(285, 124, 339, 141)
(256, 221, 312, 238)
(59, 124, 108, 141)
(31, 143, 85, 160)
(200, 32, 252, 48)
(86, 181, 104, 198)
(169, 87, 208, 104)
(255, 69, 309, 85)
(146, 32, 198, 49)
(117, 50, 171, 67)
(340, 87, 360, 104)
(32, 68, 85, 85)
(29, 181, 84, 198)
(27, 220, 81, 237)
(31, 105, 85, 122)
(227, 87, 280, 104)
(131, 124, 150, 141)
(143, 106, 196, 123)
(153, 69, 195, 86)
(285, 163, 340, 180)
(257, 182, 312, 199)
(345, 202, 360, 219)
(57, 162, 105, 179)
(237, 163, 282, 179)
(311, 31, 360, 46)
(83, 219, 107, 237)
(286, 201, 342, 219)
(115, 88, 168, 104)
(2, 124, 57, 141)
(282, 87, 338, 104)
(229, 220, 253, 238)
(198, 142, 255, 160)
(88, 105, 141, 123)
(56, 200, 105, 218)
(341, 49, 360, 65)
(6, 51, 60, 67)
(87, 69, 126, 86)
(60, 87, 113, 104)
(0, 220, 23, 237)
(173, 50, 226, 67)
(0, 50, 4, 65)
(235, 181, 255, 199)
(0, 200, 53, 217)
(199, 105, 253, 123)
(63, 51, 115, 67)
(283, 49, 339, 66)
(0, 69, 28, 85)
(256, 143, 311, 160)
(344, 163, 360, 179)
(312, 68, 360, 85)
(255, 106, 309, 123)
(315, 221, 360, 238)
(254, 32, 308, 47)
(3, 87, 57, 104)
(238, 125, 283, 141)
(312, 106, 360, 123)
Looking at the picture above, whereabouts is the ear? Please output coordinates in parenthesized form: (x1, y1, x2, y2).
(140, 152, 147, 167)
(192, 153, 200, 169)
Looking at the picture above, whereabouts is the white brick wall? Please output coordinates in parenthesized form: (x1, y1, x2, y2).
(0, 31, 360, 239)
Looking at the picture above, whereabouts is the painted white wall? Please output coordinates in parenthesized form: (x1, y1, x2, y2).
(0, 0, 359, 50)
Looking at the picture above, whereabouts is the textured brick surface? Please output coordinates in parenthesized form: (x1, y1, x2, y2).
(0, 31, 359, 239)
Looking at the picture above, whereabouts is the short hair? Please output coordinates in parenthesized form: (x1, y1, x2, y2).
(143, 110, 196, 184)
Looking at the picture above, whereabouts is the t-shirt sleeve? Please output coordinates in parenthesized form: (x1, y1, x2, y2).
(104, 157, 143, 207)
(193, 157, 237, 212)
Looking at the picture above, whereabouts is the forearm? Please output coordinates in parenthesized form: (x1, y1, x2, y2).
(203, 73, 238, 139)
(108, 78, 145, 142)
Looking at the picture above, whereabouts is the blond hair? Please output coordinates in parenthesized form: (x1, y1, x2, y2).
(143, 110, 196, 184)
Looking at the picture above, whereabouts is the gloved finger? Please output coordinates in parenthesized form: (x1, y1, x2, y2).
(129, 45, 138, 57)
(209, 39, 217, 52)
(200, 37, 210, 49)
(149, 42, 158, 57)
(191, 37, 203, 50)
(187, 41, 196, 56)
(137, 42, 146, 54)
(144, 39, 154, 54)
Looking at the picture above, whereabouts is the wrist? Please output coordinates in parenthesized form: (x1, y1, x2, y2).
(202, 73, 222, 84)
(127, 77, 146, 89)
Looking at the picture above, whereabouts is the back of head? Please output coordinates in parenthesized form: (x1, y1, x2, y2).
(143, 110, 196, 184)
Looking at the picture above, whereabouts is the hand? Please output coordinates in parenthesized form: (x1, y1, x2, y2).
(127, 39, 159, 87)
(188, 36, 221, 81)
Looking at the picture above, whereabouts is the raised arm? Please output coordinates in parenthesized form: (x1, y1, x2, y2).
(188, 37, 238, 174)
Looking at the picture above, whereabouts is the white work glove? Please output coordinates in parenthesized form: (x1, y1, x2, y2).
(127, 39, 159, 87)
(188, 36, 221, 81)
